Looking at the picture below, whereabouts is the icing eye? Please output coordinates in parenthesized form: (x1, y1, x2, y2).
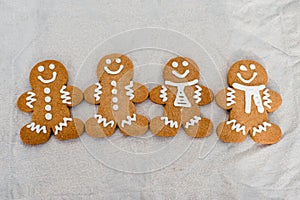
(49, 64, 55, 70)
(105, 59, 112, 65)
(182, 61, 189, 67)
(116, 58, 121, 64)
(171, 61, 178, 68)
(38, 66, 44, 72)
(239, 65, 247, 71)
(250, 64, 256, 70)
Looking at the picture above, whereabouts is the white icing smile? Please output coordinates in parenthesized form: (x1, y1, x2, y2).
(237, 72, 257, 84)
(38, 72, 57, 84)
(172, 69, 190, 79)
(104, 65, 124, 75)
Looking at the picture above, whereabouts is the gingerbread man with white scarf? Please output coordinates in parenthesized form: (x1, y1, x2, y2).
(216, 60, 282, 144)
(150, 57, 213, 138)
(17, 60, 84, 145)
(84, 54, 149, 137)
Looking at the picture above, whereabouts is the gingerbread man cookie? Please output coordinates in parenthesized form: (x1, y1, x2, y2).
(150, 57, 213, 137)
(17, 60, 84, 145)
(84, 54, 149, 137)
(216, 60, 282, 144)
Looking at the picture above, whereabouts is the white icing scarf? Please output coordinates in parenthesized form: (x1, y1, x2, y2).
(232, 83, 265, 114)
(165, 79, 198, 107)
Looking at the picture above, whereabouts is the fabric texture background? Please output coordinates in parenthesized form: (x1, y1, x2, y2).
(1, 0, 299, 199)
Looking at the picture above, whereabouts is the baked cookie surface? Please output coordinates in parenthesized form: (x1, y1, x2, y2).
(216, 60, 282, 144)
(84, 54, 149, 137)
(150, 57, 213, 138)
(17, 60, 84, 145)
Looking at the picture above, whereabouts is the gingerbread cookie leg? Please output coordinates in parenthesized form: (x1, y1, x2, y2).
(53, 117, 84, 140)
(20, 121, 51, 145)
(86, 104, 117, 138)
(182, 105, 212, 138)
(150, 104, 182, 137)
(117, 102, 148, 136)
(217, 119, 248, 143)
(250, 122, 282, 144)
(117, 82, 149, 136)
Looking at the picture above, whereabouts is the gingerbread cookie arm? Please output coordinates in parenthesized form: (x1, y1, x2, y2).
(17, 90, 36, 112)
(263, 89, 282, 112)
(84, 83, 102, 105)
(131, 82, 148, 103)
(194, 85, 213, 106)
(150, 85, 168, 105)
(62, 85, 83, 107)
(216, 87, 235, 110)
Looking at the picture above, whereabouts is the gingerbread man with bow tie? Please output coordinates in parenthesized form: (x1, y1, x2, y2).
(150, 56, 213, 138)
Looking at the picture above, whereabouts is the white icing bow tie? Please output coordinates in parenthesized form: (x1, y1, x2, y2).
(165, 79, 198, 108)
(232, 83, 265, 114)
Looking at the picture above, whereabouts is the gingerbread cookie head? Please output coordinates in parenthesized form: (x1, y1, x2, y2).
(163, 57, 200, 83)
(97, 54, 134, 81)
(228, 60, 268, 86)
(29, 60, 68, 88)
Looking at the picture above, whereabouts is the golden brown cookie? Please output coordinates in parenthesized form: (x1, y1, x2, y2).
(149, 57, 213, 138)
(84, 54, 149, 137)
(17, 60, 84, 145)
(216, 60, 282, 144)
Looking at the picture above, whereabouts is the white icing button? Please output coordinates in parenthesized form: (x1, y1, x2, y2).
(250, 64, 256, 70)
(45, 105, 51, 111)
(112, 97, 118, 103)
(38, 66, 44, 72)
(105, 59, 112, 65)
(45, 96, 51, 103)
(113, 104, 119, 111)
(182, 61, 189, 67)
(45, 113, 52, 120)
(44, 87, 50, 94)
(111, 80, 117, 87)
(116, 58, 121, 64)
(172, 61, 178, 68)
(49, 64, 55, 70)
(112, 89, 117, 94)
